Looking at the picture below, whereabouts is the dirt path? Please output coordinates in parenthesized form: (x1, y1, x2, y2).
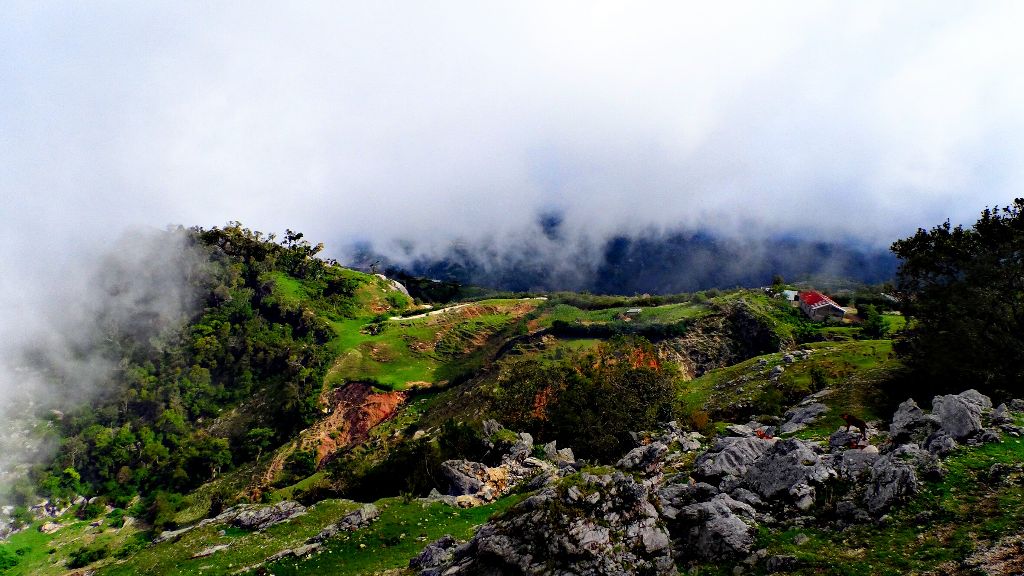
(389, 297, 547, 321)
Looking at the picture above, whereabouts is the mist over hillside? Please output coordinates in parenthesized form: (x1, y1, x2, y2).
(354, 224, 897, 294)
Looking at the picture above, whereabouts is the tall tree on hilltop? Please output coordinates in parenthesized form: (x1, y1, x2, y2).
(891, 198, 1024, 398)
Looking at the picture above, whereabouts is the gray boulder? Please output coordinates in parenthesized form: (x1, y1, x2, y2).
(440, 460, 489, 496)
(863, 445, 928, 514)
(744, 439, 837, 508)
(932, 394, 983, 440)
(659, 480, 720, 520)
(725, 424, 755, 437)
(617, 442, 669, 475)
(694, 436, 774, 479)
(924, 430, 958, 456)
(992, 403, 1012, 425)
(675, 494, 757, 561)
(890, 399, 940, 444)
(232, 500, 305, 531)
(829, 446, 880, 481)
(828, 428, 865, 452)
(507, 432, 533, 462)
(410, 534, 458, 575)
(957, 389, 993, 411)
(780, 402, 828, 434)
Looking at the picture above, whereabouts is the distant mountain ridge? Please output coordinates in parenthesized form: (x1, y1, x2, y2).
(356, 229, 897, 294)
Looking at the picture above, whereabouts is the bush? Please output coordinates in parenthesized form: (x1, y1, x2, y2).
(491, 337, 679, 461)
(78, 498, 107, 520)
(285, 449, 317, 478)
(0, 548, 18, 571)
(68, 544, 109, 569)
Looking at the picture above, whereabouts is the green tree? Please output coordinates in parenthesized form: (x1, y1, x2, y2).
(859, 304, 888, 338)
(891, 198, 1024, 398)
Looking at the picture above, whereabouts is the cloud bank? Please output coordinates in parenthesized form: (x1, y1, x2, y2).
(3, 1, 1024, 267)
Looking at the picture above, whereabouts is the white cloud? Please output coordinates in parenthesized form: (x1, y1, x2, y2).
(1, 1, 1022, 289)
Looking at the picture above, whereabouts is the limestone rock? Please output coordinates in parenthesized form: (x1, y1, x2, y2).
(992, 403, 1012, 425)
(422, 471, 674, 575)
(932, 393, 983, 440)
(780, 402, 828, 434)
(617, 442, 669, 475)
(441, 460, 489, 496)
(725, 424, 755, 437)
(744, 439, 837, 507)
(890, 399, 931, 443)
(694, 436, 774, 480)
(659, 480, 721, 520)
(675, 494, 757, 561)
(957, 389, 993, 411)
(863, 445, 927, 514)
(232, 500, 306, 531)
(267, 542, 320, 562)
(308, 504, 380, 543)
(829, 446, 880, 481)
(191, 544, 230, 558)
(829, 428, 866, 452)
(410, 534, 458, 575)
(924, 430, 958, 456)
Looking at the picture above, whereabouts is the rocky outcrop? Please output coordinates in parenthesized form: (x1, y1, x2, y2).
(744, 439, 837, 510)
(889, 399, 939, 444)
(423, 471, 674, 575)
(780, 402, 828, 434)
(409, 534, 458, 575)
(617, 442, 669, 475)
(307, 504, 379, 543)
(694, 436, 775, 479)
(439, 456, 555, 507)
(862, 445, 931, 514)
(932, 393, 984, 440)
(414, 392, 1015, 574)
(266, 542, 321, 562)
(191, 544, 230, 558)
(232, 500, 306, 531)
(670, 493, 757, 561)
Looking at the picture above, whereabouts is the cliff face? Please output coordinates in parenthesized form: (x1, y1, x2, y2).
(659, 301, 789, 379)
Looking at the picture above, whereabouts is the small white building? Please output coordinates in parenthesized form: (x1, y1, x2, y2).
(781, 290, 799, 301)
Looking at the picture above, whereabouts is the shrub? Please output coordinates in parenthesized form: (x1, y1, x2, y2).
(68, 544, 109, 568)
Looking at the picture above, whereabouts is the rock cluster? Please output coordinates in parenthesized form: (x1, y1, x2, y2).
(416, 470, 675, 575)
(416, 389, 1021, 574)
(307, 504, 379, 543)
(153, 500, 306, 544)
(232, 499, 306, 531)
(431, 422, 564, 508)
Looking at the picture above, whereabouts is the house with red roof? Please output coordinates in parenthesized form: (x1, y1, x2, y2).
(798, 290, 846, 322)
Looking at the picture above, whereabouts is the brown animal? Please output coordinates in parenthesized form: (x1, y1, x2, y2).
(841, 413, 867, 436)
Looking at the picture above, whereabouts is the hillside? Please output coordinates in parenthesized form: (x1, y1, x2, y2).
(1, 218, 1022, 576)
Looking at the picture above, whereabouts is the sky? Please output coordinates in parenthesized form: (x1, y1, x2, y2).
(4, 1, 1024, 266)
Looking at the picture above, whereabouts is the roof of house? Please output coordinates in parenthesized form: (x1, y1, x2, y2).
(798, 290, 839, 308)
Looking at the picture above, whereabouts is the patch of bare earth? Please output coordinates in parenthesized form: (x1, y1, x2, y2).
(301, 382, 407, 466)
